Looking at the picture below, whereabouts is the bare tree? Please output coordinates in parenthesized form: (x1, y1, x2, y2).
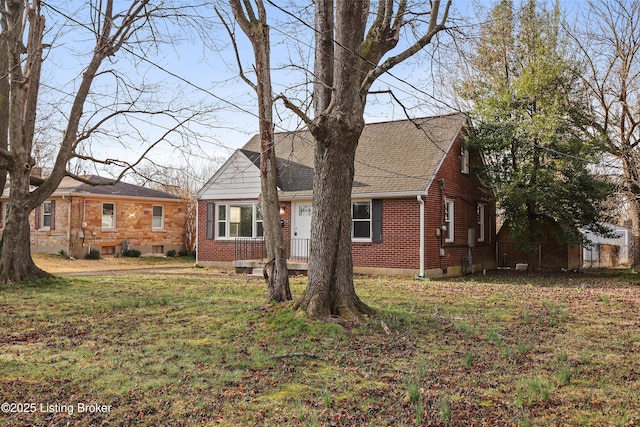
(224, 0, 291, 302)
(269, 0, 452, 319)
(0, 0, 207, 283)
(570, 0, 640, 269)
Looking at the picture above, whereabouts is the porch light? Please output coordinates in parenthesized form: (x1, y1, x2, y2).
(279, 206, 285, 216)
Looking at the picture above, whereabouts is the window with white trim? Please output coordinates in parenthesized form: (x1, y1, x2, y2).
(477, 204, 485, 242)
(352, 201, 371, 240)
(216, 204, 263, 239)
(152, 205, 164, 229)
(461, 146, 470, 174)
(102, 203, 115, 229)
(41, 201, 52, 228)
(444, 199, 454, 242)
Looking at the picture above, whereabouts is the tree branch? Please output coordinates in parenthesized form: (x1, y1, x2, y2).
(360, 0, 452, 95)
(215, 5, 256, 91)
(275, 94, 314, 130)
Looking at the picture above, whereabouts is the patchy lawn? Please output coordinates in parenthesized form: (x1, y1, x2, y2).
(32, 252, 196, 274)
(0, 270, 638, 426)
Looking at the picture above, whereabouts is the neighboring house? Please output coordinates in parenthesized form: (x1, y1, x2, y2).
(0, 175, 186, 258)
(496, 216, 582, 271)
(582, 223, 632, 268)
(196, 113, 496, 277)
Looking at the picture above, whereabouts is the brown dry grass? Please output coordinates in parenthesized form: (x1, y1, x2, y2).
(32, 252, 194, 274)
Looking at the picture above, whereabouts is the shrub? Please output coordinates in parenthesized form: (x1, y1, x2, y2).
(166, 249, 177, 257)
(85, 249, 102, 260)
(122, 249, 142, 258)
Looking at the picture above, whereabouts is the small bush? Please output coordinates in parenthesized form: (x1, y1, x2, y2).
(166, 249, 177, 257)
(85, 249, 102, 260)
(58, 249, 68, 258)
(178, 249, 195, 257)
(122, 249, 142, 258)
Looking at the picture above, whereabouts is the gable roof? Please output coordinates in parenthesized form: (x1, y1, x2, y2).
(1, 175, 180, 200)
(198, 113, 468, 199)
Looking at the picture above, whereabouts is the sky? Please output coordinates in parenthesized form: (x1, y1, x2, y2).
(35, 0, 585, 183)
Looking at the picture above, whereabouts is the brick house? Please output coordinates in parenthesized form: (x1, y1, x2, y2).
(196, 113, 496, 277)
(1, 175, 186, 258)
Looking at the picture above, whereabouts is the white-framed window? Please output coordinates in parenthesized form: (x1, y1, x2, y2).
(461, 146, 470, 174)
(152, 205, 164, 230)
(477, 203, 485, 242)
(41, 201, 52, 229)
(352, 201, 371, 240)
(216, 204, 263, 239)
(102, 203, 115, 229)
(444, 199, 454, 242)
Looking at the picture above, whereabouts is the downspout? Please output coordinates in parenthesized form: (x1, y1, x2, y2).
(66, 196, 72, 255)
(417, 194, 425, 278)
(195, 199, 199, 265)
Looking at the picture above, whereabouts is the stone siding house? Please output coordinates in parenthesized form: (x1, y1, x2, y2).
(197, 113, 496, 277)
(1, 175, 186, 258)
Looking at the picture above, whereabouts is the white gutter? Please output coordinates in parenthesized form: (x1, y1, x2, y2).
(417, 194, 425, 278)
(195, 199, 199, 265)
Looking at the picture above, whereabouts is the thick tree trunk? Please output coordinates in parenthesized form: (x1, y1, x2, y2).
(296, 117, 373, 319)
(0, 173, 51, 284)
(629, 198, 640, 272)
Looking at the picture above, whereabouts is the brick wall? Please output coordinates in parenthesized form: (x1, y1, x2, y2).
(197, 200, 292, 263)
(197, 133, 496, 275)
(25, 196, 185, 257)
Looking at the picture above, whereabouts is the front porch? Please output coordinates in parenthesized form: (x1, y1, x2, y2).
(233, 237, 309, 275)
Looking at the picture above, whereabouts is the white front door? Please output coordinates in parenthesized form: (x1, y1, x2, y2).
(292, 202, 312, 260)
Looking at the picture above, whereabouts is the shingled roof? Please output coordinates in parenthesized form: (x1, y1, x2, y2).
(240, 113, 468, 197)
(37, 175, 180, 200)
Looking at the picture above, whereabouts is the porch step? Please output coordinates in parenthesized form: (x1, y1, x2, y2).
(233, 259, 309, 276)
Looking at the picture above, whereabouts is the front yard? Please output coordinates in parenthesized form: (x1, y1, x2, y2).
(0, 268, 638, 426)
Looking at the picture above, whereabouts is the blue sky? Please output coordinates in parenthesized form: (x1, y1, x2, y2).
(37, 0, 584, 179)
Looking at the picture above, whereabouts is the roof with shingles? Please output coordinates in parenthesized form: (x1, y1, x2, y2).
(239, 113, 468, 197)
(16, 175, 180, 200)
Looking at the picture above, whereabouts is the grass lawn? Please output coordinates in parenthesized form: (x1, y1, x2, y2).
(0, 269, 638, 426)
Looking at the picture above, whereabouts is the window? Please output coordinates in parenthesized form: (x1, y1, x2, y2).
(217, 205, 226, 238)
(102, 203, 115, 229)
(41, 201, 52, 228)
(256, 205, 263, 237)
(461, 146, 470, 174)
(216, 204, 263, 239)
(152, 245, 164, 254)
(477, 204, 485, 242)
(444, 199, 454, 242)
(352, 201, 371, 240)
(152, 205, 164, 229)
(101, 246, 116, 255)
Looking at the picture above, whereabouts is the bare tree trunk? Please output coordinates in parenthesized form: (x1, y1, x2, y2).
(296, 117, 373, 318)
(0, 171, 51, 283)
(290, 0, 449, 319)
(229, 0, 290, 302)
(629, 198, 640, 272)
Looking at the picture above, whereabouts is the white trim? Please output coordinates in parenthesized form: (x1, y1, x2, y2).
(215, 202, 264, 240)
(352, 200, 372, 242)
(444, 199, 454, 243)
(477, 203, 485, 242)
(152, 205, 164, 230)
(417, 195, 425, 278)
(101, 202, 116, 230)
